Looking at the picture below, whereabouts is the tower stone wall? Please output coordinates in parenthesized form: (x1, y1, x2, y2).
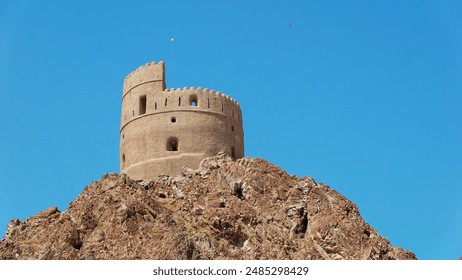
(120, 61, 244, 179)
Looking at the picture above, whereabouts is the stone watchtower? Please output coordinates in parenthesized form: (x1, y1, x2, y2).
(120, 61, 244, 179)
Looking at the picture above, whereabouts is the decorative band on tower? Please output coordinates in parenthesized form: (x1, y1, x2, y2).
(120, 61, 244, 179)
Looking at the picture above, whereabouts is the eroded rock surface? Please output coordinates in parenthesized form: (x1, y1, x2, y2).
(0, 154, 416, 260)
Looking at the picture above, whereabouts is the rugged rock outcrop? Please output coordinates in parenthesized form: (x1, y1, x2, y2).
(0, 154, 416, 260)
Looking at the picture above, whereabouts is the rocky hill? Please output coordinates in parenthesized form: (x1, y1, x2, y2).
(0, 154, 416, 260)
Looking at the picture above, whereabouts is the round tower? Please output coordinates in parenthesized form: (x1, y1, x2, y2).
(120, 61, 244, 179)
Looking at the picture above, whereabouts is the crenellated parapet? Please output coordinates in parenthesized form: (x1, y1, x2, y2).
(123, 61, 165, 95)
(163, 87, 240, 107)
(121, 85, 242, 129)
(120, 61, 244, 179)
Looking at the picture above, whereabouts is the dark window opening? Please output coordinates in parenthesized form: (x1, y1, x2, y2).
(207, 98, 210, 108)
(171, 116, 176, 123)
(122, 134, 125, 139)
(190, 95, 198, 107)
(221, 102, 224, 112)
(165, 98, 168, 106)
(122, 154, 126, 168)
(155, 102, 157, 110)
(231, 125, 234, 132)
(178, 97, 181, 106)
(231, 146, 236, 159)
(139, 95, 146, 115)
(167, 137, 178, 151)
(132, 110, 134, 116)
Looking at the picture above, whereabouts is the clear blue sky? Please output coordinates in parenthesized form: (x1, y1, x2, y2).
(0, 1, 460, 260)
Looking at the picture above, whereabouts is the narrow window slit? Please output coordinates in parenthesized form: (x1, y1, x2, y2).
(139, 95, 146, 115)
